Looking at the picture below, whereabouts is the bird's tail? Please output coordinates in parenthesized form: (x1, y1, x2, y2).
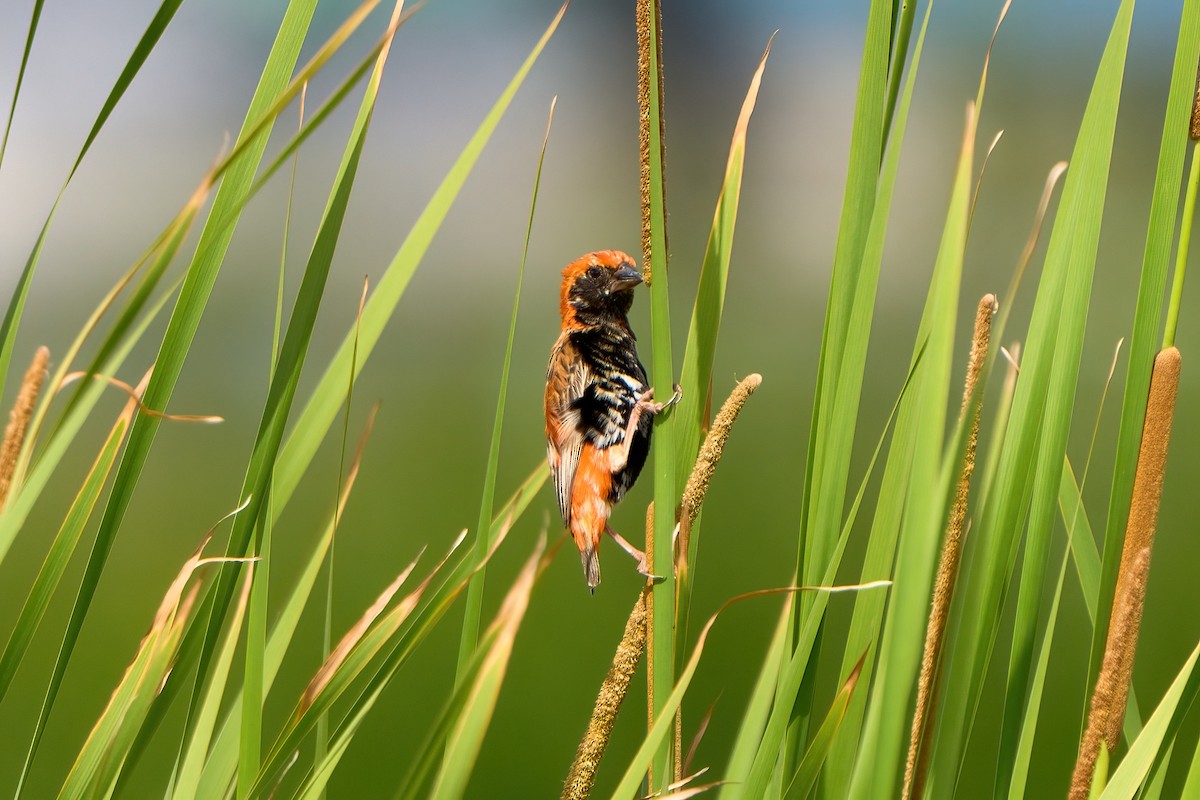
(580, 542, 601, 592)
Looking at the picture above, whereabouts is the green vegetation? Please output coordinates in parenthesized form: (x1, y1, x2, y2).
(1, 0, 1199, 797)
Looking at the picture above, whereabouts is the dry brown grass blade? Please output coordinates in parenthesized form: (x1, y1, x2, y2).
(59, 370, 223, 423)
(0, 346, 48, 506)
(562, 586, 651, 800)
(300, 552, 424, 708)
(1070, 346, 1181, 799)
(903, 294, 996, 800)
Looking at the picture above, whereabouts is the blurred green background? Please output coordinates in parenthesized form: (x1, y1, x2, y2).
(1, 0, 1198, 796)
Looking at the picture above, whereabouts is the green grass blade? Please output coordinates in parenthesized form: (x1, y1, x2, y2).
(930, 1, 1135, 788)
(456, 95, 555, 679)
(823, 0, 933, 786)
(847, 97, 976, 800)
(673, 36, 771, 493)
(14, 0, 321, 786)
(1006, 544, 1069, 798)
(672, 39, 771, 674)
(997, 2, 1134, 788)
(730, 345, 923, 798)
(0, 0, 184, 402)
(784, 651, 867, 800)
(239, 7, 402, 795)
(797, 0, 890, 588)
(273, 1, 565, 509)
(0, 0, 43, 170)
(718, 596, 793, 795)
(1098, 640, 1200, 799)
(0, 386, 138, 706)
(170, 568, 255, 800)
(432, 542, 544, 799)
(1091, 0, 1200, 702)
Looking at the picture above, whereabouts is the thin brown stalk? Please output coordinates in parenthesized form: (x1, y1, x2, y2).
(636, 0, 667, 285)
(903, 294, 996, 800)
(0, 346, 48, 506)
(562, 586, 651, 800)
(1070, 346, 1181, 799)
(643, 500, 656, 751)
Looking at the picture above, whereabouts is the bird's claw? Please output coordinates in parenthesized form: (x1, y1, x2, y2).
(636, 557, 666, 584)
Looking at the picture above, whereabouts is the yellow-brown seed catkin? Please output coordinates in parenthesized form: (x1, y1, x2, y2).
(0, 347, 49, 507)
(636, 0, 667, 285)
(562, 587, 650, 800)
(903, 295, 995, 800)
(1070, 346, 1181, 799)
(681, 374, 763, 528)
(1190, 66, 1200, 141)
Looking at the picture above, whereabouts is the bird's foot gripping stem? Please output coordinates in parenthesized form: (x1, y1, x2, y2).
(606, 525, 664, 583)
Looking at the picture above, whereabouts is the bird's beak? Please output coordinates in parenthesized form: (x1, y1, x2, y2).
(611, 264, 644, 290)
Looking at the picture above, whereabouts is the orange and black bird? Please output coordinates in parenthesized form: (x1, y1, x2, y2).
(545, 250, 679, 591)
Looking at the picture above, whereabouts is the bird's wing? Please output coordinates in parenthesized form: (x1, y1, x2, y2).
(546, 335, 590, 526)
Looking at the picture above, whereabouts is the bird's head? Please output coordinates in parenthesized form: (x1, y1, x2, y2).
(559, 250, 643, 327)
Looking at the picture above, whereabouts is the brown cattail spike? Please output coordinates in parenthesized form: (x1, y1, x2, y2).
(636, 0, 667, 285)
(681, 374, 763, 526)
(1190, 66, 1200, 141)
(562, 587, 650, 800)
(904, 295, 995, 800)
(1070, 346, 1181, 798)
(0, 347, 49, 507)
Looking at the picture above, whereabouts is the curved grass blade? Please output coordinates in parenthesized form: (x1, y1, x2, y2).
(13, 0, 323, 786)
(0, 0, 43, 170)
(0, 0, 186, 402)
(456, 94, 556, 679)
(431, 539, 546, 799)
(273, 0, 565, 507)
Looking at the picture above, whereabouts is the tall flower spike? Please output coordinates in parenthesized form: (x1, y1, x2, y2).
(0, 347, 49, 507)
(1071, 346, 1181, 798)
(904, 294, 996, 800)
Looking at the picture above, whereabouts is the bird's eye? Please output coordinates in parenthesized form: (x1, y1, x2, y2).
(586, 266, 603, 280)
